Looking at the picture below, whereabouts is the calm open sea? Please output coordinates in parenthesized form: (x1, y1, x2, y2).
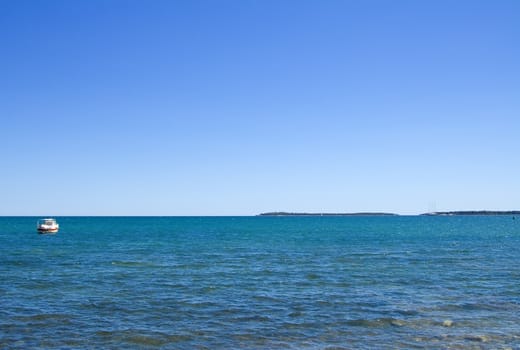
(1, 216, 519, 349)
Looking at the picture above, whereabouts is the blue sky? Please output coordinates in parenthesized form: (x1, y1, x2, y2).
(1, 0, 519, 215)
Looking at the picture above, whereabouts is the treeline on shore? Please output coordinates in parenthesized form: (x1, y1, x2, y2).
(258, 211, 520, 216)
(421, 210, 520, 216)
(258, 212, 398, 216)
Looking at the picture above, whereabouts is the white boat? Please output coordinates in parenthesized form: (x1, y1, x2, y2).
(37, 218, 59, 234)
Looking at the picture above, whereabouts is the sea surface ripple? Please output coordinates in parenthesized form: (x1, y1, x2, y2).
(1, 216, 519, 349)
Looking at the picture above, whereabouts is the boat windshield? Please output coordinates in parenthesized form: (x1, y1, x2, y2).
(38, 219, 56, 225)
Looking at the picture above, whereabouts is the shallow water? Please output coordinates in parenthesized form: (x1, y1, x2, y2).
(1, 216, 519, 349)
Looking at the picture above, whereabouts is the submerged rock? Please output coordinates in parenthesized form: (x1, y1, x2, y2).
(390, 319, 406, 327)
(464, 335, 489, 342)
(442, 320, 453, 327)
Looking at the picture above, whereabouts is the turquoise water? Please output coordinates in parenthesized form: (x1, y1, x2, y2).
(1, 216, 519, 349)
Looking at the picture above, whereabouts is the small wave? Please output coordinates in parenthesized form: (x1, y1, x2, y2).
(347, 317, 406, 328)
(96, 329, 191, 346)
(126, 334, 167, 346)
(253, 295, 282, 303)
(15, 313, 71, 323)
(395, 309, 420, 316)
(110, 260, 157, 267)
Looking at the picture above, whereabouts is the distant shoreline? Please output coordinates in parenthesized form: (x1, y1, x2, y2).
(258, 212, 398, 216)
(258, 211, 520, 216)
(420, 210, 520, 216)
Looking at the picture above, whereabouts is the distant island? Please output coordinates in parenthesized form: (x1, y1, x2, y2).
(421, 211, 520, 216)
(258, 212, 398, 216)
(258, 211, 520, 216)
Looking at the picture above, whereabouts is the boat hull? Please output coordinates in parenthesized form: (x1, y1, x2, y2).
(37, 228, 58, 234)
(37, 218, 59, 234)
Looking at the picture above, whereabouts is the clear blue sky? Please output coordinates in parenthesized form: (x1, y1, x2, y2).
(1, 0, 519, 215)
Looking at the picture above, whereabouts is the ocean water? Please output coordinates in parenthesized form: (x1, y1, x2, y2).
(1, 216, 519, 349)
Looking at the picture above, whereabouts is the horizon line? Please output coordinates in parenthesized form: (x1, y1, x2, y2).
(2, 210, 520, 217)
